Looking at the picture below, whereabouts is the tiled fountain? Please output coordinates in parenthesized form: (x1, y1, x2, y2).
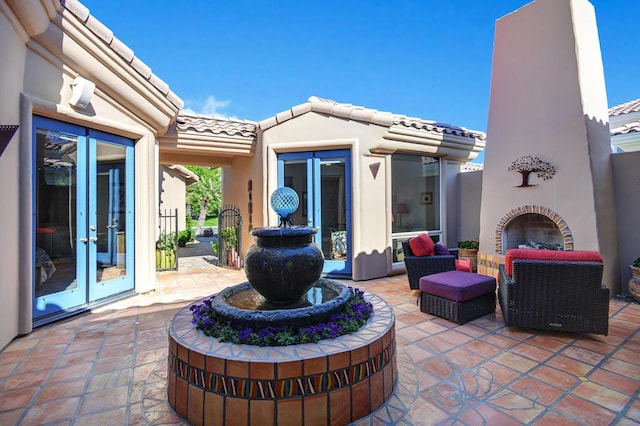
(167, 188, 397, 425)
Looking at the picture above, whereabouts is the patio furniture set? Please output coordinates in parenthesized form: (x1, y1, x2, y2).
(403, 234, 610, 335)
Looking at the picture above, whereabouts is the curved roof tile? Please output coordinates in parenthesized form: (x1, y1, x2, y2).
(176, 114, 257, 138)
(610, 121, 640, 136)
(258, 96, 486, 141)
(609, 98, 640, 116)
(60, 0, 183, 109)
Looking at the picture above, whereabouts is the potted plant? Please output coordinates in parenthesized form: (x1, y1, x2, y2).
(156, 232, 177, 269)
(631, 257, 640, 279)
(629, 258, 640, 302)
(220, 226, 239, 268)
(457, 240, 479, 272)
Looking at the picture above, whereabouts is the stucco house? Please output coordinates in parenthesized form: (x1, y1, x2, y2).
(0, 0, 486, 349)
(159, 164, 198, 232)
(609, 98, 640, 152)
(2, 0, 640, 354)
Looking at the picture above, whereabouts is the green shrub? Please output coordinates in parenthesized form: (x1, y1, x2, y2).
(633, 257, 640, 268)
(177, 229, 195, 247)
(457, 240, 479, 250)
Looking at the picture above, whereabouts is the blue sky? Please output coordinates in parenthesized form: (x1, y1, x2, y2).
(81, 0, 638, 134)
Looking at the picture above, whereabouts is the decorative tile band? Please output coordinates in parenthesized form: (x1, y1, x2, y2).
(168, 339, 395, 399)
(494, 205, 573, 254)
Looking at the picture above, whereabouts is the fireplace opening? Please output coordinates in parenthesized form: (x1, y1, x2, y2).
(502, 213, 564, 254)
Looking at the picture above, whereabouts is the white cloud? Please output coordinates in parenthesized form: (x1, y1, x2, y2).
(183, 95, 235, 118)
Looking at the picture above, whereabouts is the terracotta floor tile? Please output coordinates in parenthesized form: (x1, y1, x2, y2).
(457, 403, 522, 425)
(613, 347, 640, 365)
(533, 411, 584, 425)
(416, 335, 457, 354)
(417, 357, 458, 380)
(528, 335, 569, 352)
(482, 333, 519, 350)
(445, 347, 485, 369)
(2, 267, 640, 425)
(73, 407, 128, 426)
(479, 361, 524, 386)
(560, 345, 606, 366)
(12, 355, 58, 374)
(493, 351, 539, 373)
(0, 388, 38, 411)
(602, 358, 640, 381)
(554, 394, 617, 426)
(78, 386, 129, 415)
(529, 365, 579, 391)
(509, 376, 563, 406)
(510, 342, 554, 362)
(35, 377, 87, 403)
(0, 349, 29, 365)
(0, 408, 24, 425)
(489, 389, 546, 423)
(464, 340, 503, 358)
(572, 381, 629, 413)
(403, 395, 448, 424)
(49, 362, 94, 382)
(20, 397, 80, 424)
(403, 343, 432, 364)
(1, 370, 49, 392)
(588, 368, 640, 395)
(546, 354, 593, 377)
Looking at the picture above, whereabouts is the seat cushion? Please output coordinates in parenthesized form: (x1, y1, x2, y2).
(409, 233, 435, 257)
(434, 242, 450, 256)
(504, 249, 603, 276)
(419, 271, 496, 302)
(455, 259, 472, 272)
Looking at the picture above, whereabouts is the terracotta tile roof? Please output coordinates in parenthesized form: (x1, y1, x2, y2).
(60, 0, 183, 109)
(176, 114, 257, 139)
(609, 98, 640, 116)
(610, 121, 640, 136)
(258, 96, 486, 141)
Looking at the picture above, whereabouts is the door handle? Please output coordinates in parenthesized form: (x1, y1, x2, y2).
(89, 236, 98, 242)
(80, 237, 88, 243)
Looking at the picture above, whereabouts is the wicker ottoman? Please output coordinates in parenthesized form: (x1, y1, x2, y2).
(419, 270, 496, 324)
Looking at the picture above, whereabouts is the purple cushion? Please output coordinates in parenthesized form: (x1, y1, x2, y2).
(419, 271, 496, 302)
(434, 242, 450, 256)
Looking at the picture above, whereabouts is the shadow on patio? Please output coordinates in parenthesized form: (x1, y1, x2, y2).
(1, 265, 639, 425)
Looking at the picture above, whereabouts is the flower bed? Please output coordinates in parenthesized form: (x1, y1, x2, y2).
(190, 287, 374, 346)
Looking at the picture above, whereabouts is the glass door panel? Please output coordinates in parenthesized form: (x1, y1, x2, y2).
(33, 117, 135, 321)
(90, 134, 134, 300)
(278, 150, 351, 276)
(34, 123, 86, 316)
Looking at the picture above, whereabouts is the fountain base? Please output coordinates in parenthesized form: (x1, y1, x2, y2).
(168, 292, 397, 425)
(210, 279, 350, 330)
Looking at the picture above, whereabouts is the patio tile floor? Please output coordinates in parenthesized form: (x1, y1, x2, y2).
(1, 265, 639, 425)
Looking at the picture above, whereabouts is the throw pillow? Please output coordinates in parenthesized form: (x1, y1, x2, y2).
(409, 233, 435, 257)
(434, 242, 451, 256)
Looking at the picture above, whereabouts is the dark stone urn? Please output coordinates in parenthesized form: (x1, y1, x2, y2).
(244, 226, 324, 305)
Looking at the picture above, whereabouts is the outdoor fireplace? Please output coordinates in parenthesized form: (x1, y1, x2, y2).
(503, 214, 562, 252)
(494, 205, 574, 255)
(477, 0, 620, 291)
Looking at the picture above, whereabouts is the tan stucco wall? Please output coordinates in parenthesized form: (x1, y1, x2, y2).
(456, 170, 483, 246)
(226, 112, 395, 281)
(0, 1, 179, 349)
(0, 6, 26, 350)
(159, 166, 188, 231)
(612, 151, 640, 291)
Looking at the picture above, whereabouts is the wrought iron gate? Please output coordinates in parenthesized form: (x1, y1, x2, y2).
(217, 205, 243, 270)
(157, 208, 178, 271)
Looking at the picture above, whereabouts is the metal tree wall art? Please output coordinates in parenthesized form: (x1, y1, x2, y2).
(507, 155, 556, 187)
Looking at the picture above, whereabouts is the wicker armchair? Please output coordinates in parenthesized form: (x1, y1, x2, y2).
(498, 260, 609, 335)
(401, 241, 458, 290)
